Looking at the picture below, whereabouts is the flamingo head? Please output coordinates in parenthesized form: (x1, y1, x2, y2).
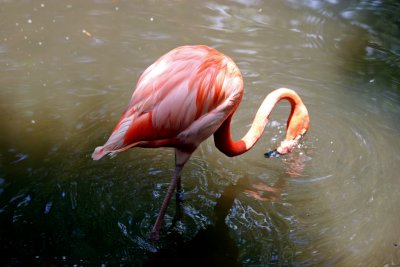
(265, 102, 310, 158)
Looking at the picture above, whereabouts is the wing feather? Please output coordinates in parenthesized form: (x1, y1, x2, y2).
(93, 45, 243, 158)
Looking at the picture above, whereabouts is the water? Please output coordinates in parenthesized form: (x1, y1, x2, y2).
(1, 0, 400, 266)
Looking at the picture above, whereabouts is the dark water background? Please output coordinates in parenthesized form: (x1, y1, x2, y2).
(1, 0, 400, 266)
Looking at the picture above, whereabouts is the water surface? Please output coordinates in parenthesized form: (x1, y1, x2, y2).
(1, 0, 400, 266)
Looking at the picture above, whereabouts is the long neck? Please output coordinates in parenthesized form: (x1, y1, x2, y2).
(214, 88, 306, 157)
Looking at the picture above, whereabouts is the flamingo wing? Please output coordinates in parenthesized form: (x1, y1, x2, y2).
(92, 45, 243, 160)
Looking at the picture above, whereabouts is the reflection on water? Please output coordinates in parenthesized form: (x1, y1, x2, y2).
(1, 0, 400, 266)
(144, 174, 290, 267)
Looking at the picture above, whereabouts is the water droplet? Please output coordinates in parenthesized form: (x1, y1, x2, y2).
(150, 17, 154, 22)
(27, 19, 32, 24)
(70, 182, 77, 209)
(349, 233, 356, 240)
(12, 153, 29, 163)
(118, 221, 128, 236)
(17, 195, 31, 207)
(44, 202, 52, 214)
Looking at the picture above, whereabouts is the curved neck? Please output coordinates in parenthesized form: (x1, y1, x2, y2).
(213, 88, 307, 157)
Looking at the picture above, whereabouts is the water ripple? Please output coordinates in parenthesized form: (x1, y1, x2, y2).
(140, 32, 171, 40)
(67, 87, 107, 97)
(290, 174, 333, 183)
(75, 56, 96, 64)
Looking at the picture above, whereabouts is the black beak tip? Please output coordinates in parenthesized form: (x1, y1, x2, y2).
(264, 149, 282, 158)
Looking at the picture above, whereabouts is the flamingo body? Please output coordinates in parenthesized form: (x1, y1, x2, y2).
(93, 45, 243, 160)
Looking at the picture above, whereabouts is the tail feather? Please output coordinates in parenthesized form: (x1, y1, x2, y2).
(92, 146, 109, 160)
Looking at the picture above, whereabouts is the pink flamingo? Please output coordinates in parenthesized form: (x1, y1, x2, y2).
(92, 45, 310, 240)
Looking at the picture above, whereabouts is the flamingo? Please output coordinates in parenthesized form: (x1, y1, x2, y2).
(92, 45, 310, 240)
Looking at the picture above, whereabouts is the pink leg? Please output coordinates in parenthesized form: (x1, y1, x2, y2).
(150, 149, 191, 241)
(176, 174, 184, 201)
(150, 165, 182, 241)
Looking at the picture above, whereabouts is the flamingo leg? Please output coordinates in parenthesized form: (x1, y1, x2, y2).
(150, 149, 192, 240)
(150, 165, 183, 241)
(176, 175, 184, 201)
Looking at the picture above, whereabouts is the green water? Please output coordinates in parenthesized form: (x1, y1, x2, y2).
(1, 1, 400, 266)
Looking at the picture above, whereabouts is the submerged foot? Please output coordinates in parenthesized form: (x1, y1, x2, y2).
(176, 189, 184, 202)
(150, 230, 160, 242)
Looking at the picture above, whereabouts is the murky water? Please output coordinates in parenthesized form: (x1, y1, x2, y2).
(1, 0, 400, 266)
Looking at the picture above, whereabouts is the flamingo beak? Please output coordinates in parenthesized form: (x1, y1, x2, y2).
(265, 132, 306, 158)
(264, 149, 282, 158)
